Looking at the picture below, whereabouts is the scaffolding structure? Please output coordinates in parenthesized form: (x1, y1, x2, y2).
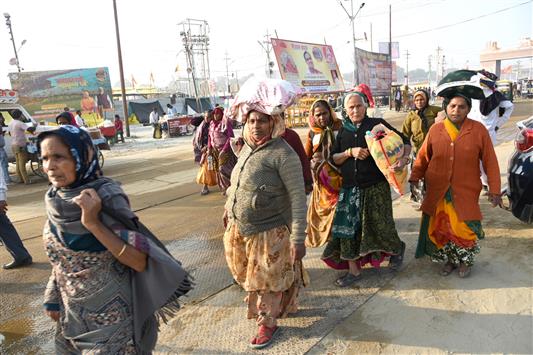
(179, 19, 211, 100)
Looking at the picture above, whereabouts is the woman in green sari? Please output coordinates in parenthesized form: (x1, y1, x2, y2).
(322, 92, 410, 287)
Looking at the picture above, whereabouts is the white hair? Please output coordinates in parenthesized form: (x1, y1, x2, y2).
(343, 92, 368, 108)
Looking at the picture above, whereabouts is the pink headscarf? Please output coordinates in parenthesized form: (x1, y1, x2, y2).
(353, 84, 375, 108)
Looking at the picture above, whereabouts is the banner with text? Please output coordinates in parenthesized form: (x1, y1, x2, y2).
(8, 67, 112, 121)
(271, 38, 345, 93)
(356, 48, 392, 96)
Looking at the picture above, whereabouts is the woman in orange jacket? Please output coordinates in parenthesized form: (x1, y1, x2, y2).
(410, 93, 502, 278)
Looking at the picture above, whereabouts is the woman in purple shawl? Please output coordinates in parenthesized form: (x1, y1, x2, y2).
(208, 107, 236, 194)
(194, 110, 213, 195)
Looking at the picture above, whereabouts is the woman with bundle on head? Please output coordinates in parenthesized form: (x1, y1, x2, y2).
(223, 83, 307, 349)
(304, 99, 342, 248)
(322, 92, 409, 287)
(410, 91, 502, 278)
(208, 107, 236, 195)
(38, 125, 191, 353)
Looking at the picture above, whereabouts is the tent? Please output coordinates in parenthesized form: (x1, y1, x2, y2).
(127, 97, 214, 124)
(184, 97, 213, 114)
(128, 100, 165, 124)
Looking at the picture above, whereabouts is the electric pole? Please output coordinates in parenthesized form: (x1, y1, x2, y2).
(428, 55, 432, 90)
(224, 51, 231, 97)
(338, 1, 365, 86)
(441, 55, 446, 79)
(3, 13, 22, 73)
(389, 4, 392, 109)
(405, 49, 410, 88)
(370, 22, 373, 52)
(258, 30, 273, 78)
(112, 0, 130, 136)
(435, 46, 442, 83)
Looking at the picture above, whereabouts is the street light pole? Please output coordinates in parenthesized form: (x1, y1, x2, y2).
(3, 13, 22, 72)
(112, 0, 130, 137)
(338, 1, 365, 86)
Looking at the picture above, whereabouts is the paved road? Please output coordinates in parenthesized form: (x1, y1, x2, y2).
(0, 102, 531, 353)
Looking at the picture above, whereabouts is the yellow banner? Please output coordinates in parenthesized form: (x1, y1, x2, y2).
(271, 38, 345, 93)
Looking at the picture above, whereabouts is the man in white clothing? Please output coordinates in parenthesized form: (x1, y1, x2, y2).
(74, 110, 87, 128)
(149, 107, 160, 139)
(470, 87, 514, 188)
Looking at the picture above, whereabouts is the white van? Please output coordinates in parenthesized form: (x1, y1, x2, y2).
(1, 89, 56, 161)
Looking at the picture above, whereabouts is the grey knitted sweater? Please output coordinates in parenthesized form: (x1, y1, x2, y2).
(225, 137, 307, 243)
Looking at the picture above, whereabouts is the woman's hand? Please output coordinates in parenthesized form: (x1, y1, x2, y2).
(351, 147, 370, 160)
(45, 310, 60, 322)
(389, 157, 409, 172)
(488, 193, 503, 208)
(222, 210, 228, 228)
(72, 189, 102, 230)
(290, 243, 306, 263)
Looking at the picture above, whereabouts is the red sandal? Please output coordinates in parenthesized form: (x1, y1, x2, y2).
(250, 325, 279, 349)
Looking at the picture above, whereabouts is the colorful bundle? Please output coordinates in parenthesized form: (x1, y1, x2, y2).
(365, 124, 407, 195)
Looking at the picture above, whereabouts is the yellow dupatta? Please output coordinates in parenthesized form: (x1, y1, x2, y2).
(427, 119, 478, 249)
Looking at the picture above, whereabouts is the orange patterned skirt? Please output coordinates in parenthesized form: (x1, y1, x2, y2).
(223, 223, 307, 322)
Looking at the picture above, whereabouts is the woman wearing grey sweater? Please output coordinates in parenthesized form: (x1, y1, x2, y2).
(223, 109, 307, 350)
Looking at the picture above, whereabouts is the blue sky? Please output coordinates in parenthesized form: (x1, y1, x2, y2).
(1, 0, 531, 88)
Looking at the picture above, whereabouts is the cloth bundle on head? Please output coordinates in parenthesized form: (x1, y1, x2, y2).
(38, 125, 101, 188)
(226, 78, 303, 123)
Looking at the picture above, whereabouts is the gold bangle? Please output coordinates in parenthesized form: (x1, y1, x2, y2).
(346, 148, 352, 157)
(117, 244, 127, 257)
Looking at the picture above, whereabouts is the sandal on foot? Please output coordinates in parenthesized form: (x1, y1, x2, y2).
(200, 189, 210, 196)
(440, 262, 457, 276)
(250, 325, 279, 349)
(389, 241, 406, 270)
(335, 273, 362, 287)
(458, 264, 471, 278)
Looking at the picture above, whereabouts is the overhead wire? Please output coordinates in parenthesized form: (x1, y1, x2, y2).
(383, 0, 532, 40)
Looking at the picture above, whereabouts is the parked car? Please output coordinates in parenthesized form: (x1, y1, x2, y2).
(505, 116, 533, 224)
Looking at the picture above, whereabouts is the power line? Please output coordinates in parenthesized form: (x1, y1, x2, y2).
(389, 0, 532, 40)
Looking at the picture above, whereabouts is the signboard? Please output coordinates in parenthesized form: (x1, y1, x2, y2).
(271, 38, 345, 93)
(356, 48, 392, 96)
(378, 42, 400, 59)
(0, 89, 18, 104)
(8, 67, 112, 121)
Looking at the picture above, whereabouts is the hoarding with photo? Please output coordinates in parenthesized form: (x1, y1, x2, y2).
(271, 38, 345, 93)
(356, 48, 392, 96)
(8, 67, 113, 122)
